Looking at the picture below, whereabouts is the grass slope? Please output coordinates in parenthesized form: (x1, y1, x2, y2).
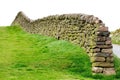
(0, 26, 120, 80)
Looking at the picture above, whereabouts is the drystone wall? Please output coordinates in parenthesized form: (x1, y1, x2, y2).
(11, 11, 116, 75)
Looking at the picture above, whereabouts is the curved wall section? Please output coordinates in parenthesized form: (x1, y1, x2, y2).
(11, 11, 116, 75)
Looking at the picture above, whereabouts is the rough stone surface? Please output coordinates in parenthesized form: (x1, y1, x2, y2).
(106, 57, 114, 62)
(105, 40, 112, 45)
(101, 49, 113, 53)
(92, 48, 100, 52)
(97, 31, 110, 37)
(92, 62, 114, 67)
(93, 53, 110, 57)
(96, 37, 106, 41)
(11, 11, 115, 75)
(96, 42, 105, 45)
(96, 45, 112, 48)
(91, 57, 105, 62)
(103, 68, 116, 75)
(98, 26, 108, 32)
(92, 67, 103, 73)
(106, 37, 111, 41)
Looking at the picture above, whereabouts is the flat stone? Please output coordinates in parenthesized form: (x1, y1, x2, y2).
(106, 37, 111, 40)
(102, 32, 110, 36)
(93, 53, 110, 57)
(93, 17, 99, 22)
(96, 45, 112, 49)
(97, 31, 110, 37)
(103, 68, 116, 75)
(95, 19, 102, 24)
(92, 62, 114, 67)
(92, 67, 103, 73)
(96, 41, 105, 45)
(98, 26, 108, 32)
(96, 36, 106, 41)
(96, 37, 111, 42)
(105, 40, 112, 45)
(101, 49, 113, 54)
(106, 57, 114, 62)
(93, 48, 100, 52)
(91, 57, 105, 62)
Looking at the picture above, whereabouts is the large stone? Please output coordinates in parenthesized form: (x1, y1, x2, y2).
(96, 45, 112, 49)
(92, 67, 103, 73)
(101, 49, 113, 54)
(110, 54, 114, 57)
(95, 19, 102, 24)
(93, 53, 110, 57)
(106, 57, 114, 62)
(97, 31, 110, 37)
(92, 62, 114, 67)
(105, 40, 112, 45)
(98, 26, 108, 32)
(92, 48, 100, 52)
(96, 36, 106, 41)
(106, 37, 111, 41)
(91, 57, 105, 62)
(96, 41, 105, 45)
(103, 68, 116, 75)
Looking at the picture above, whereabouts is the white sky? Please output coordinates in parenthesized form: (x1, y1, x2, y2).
(0, 0, 120, 31)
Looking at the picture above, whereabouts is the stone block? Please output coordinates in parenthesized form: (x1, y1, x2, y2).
(101, 49, 113, 54)
(92, 62, 114, 67)
(110, 54, 114, 57)
(103, 32, 110, 36)
(93, 48, 100, 52)
(97, 31, 110, 37)
(96, 45, 112, 49)
(91, 57, 105, 62)
(98, 26, 108, 32)
(96, 36, 106, 41)
(106, 57, 114, 62)
(93, 53, 110, 57)
(95, 19, 102, 24)
(92, 67, 103, 73)
(105, 40, 111, 45)
(103, 68, 116, 75)
(96, 41, 105, 45)
(106, 37, 111, 40)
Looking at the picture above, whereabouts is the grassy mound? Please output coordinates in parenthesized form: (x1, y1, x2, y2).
(0, 26, 120, 80)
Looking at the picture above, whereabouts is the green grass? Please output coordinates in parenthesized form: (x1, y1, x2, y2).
(112, 39, 120, 45)
(112, 35, 120, 45)
(111, 29, 120, 45)
(0, 26, 120, 80)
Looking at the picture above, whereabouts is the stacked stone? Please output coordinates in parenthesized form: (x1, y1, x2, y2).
(11, 11, 116, 75)
(91, 26, 116, 75)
